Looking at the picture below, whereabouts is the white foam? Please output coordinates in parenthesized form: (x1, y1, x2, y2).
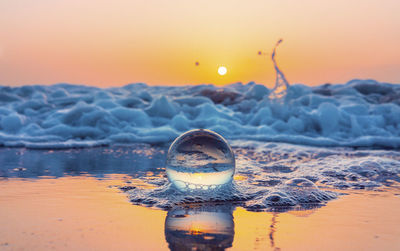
(0, 80, 400, 148)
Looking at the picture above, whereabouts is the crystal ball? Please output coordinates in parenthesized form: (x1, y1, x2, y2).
(166, 129, 235, 191)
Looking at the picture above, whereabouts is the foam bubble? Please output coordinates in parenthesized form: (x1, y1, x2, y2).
(124, 141, 400, 211)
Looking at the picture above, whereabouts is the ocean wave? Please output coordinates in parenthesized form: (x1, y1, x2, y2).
(0, 79, 400, 148)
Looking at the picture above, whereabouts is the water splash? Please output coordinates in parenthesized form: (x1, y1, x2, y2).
(269, 39, 290, 99)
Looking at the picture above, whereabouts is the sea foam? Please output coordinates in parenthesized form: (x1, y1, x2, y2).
(0, 79, 400, 149)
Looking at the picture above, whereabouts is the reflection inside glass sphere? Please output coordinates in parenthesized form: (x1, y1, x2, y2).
(164, 204, 234, 250)
(166, 129, 235, 191)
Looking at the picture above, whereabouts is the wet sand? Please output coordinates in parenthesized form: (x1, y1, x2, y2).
(1, 175, 400, 250)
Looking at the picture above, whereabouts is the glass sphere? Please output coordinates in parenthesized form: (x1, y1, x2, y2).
(166, 129, 235, 191)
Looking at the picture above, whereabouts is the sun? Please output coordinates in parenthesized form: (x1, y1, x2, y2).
(218, 66, 227, 76)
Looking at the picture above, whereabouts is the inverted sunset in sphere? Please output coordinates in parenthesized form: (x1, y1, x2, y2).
(218, 66, 227, 76)
(166, 129, 235, 191)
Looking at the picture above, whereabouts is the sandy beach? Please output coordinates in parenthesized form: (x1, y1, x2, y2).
(1, 146, 399, 250)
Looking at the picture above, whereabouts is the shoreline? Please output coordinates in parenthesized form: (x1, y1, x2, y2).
(1, 175, 399, 250)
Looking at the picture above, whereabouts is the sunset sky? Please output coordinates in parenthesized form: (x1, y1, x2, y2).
(1, 0, 399, 87)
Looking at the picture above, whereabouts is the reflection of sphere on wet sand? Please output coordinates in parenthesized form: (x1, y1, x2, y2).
(164, 205, 234, 251)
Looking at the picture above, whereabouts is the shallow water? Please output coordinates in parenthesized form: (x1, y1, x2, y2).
(1, 143, 400, 250)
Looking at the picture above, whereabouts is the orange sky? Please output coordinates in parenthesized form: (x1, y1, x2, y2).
(1, 0, 399, 87)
